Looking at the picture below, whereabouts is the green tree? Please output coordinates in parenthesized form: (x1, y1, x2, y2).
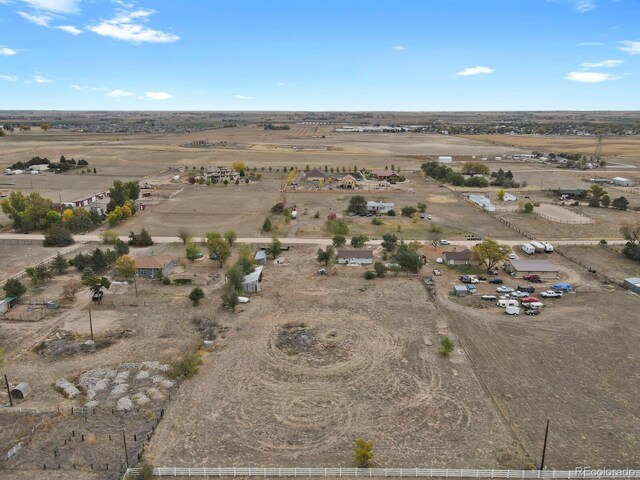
(364, 270, 376, 280)
(177, 228, 192, 245)
(350, 235, 369, 248)
(267, 238, 282, 259)
(332, 234, 347, 247)
(601, 195, 611, 208)
(417, 202, 427, 213)
(81, 266, 95, 280)
(221, 285, 239, 312)
(25, 264, 53, 286)
(523, 202, 534, 214)
(348, 195, 367, 214)
(438, 336, 454, 356)
(3, 278, 27, 299)
(394, 242, 422, 273)
(1, 191, 60, 232)
(354, 438, 375, 468)
(107, 180, 140, 213)
(208, 237, 231, 267)
(461, 162, 490, 175)
(188, 287, 204, 306)
(428, 225, 443, 249)
(374, 262, 386, 278)
(401, 205, 417, 217)
(100, 230, 119, 245)
(115, 255, 136, 280)
(224, 230, 238, 246)
(316, 245, 336, 266)
(236, 256, 255, 275)
(185, 241, 201, 262)
(262, 217, 272, 232)
(472, 239, 510, 273)
(82, 275, 111, 294)
(43, 225, 74, 247)
(51, 253, 69, 274)
(128, 228, 153, 246)
(225, 265, 244, 291)
(612, 196, 629, 211)
(620, 221, 640, 244)
(114, 239, 130, 256)
(381, 233, 398, 252)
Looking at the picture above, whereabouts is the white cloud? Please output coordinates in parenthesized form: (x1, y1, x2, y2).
(0, 75, 19, 81)
(573, 0, 596, 12)
(17, 10, 51, 25)
(70, 84, 84, 89)
(457, 66, 495, 77)
(107, 89, 132, 97)
(56, 25, 81, 35)
(619, 40, 640, 55)
(581, 59, 623, 69)
(0, 47, 17, 56)
(234, 95, 253, 100)
(145, 91, 173, 100)
(565, 71, 620, 83)
(33, 73, 52, 83)
(88, 8, 180, 43)
(20, 0, 79, 14)
(392, 45, 405, 51)
(276, 82, 293, 87)
(577, 42, 605, 46)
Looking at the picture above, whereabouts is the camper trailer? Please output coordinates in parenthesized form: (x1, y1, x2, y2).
(541, 241, 554, 253)
(521, 243, 535, 255)
(530, 241, 546, 253)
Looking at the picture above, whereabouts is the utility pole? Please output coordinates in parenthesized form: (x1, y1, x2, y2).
(4, 374, 13, 407)
(122, 429, 129, 468)
(539, 419, 550, 470)
(133, 276, 138, 298)
(88, 310, 94, 341)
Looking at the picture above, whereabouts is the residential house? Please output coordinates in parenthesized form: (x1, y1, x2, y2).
(341, 174, 358, 189)
(366, 201, 395, 214)
(506, 259, 559, 279)
(443, 249, 476, 266)
(337, 248, 374, 265)
(304, 168, 326, 181)
(205, 167, 239, 183)
(370, 170, 399, 181)
(134, 255, 175, 278)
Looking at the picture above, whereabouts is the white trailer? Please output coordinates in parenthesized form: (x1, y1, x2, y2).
(530, 241, 546, 253)
(521, 243, 535, 255)
(541, 241, 554, 253)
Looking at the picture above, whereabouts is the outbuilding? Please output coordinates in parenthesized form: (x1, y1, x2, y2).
(443, 249, 476, 266)
(503, 192, 517, 202)
(453, 285, 469, 297)
(10, 382, 32, 400)
(437, 156, 453, 164)
(623, 277, 640, 295)
(366, 201, 395, 214)
(611, 177, 635, 187)
(134, 255, 175, 278)
(506, 259, 559, 279)
(305, 168, 326, 181)
(242, 266, 264, 293)
(254, 250, 267, 265)
(0, 296, 17, 314)
(468, 194, 496, 212)
(341, 174, 358, 189)
(337, 248, 373, 265)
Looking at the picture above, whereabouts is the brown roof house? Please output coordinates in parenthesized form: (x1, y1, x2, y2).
(370, 170, 399, 181)
(506, 259, 559, 279)
(341, 174, 358, 189)
(304, 168, 326, 182)
(134, 255, 175, 278)
(443, 249, 477, 266)
(337, 248, 373, 265)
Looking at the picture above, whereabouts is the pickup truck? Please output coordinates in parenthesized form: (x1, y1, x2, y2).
(459, 275, 479, 284)
(523, 274, 542, 283)
(517, 285, 536, 293)
(540, 290, 563, 298)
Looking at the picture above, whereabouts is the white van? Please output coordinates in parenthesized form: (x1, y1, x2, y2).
(521, 243, 535, 255)
(505, 305, 520, 315)
(497, 299, 519, 308)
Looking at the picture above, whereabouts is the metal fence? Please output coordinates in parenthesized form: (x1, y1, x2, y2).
(122, 467, 640, 479)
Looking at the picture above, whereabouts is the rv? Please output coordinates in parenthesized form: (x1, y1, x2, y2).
(497, 298, 519, 308)
(530, 241, 546, 253)
(521, 243, 535, 255)
(505, 305, 520, 315)
(541, 241, 554, 253)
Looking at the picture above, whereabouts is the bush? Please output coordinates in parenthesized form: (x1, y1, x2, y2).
(134, 461, 154, 480)
(374, 262, 386, 278)
(438, 336, 455, 356)
(354, 438, 375, 468)
(314, 211, 320, 219)
(364, 270, 376, 280)
(188, 287, 205, 306)
(4, 278, 27, 299)
(326, 219, 349, 235)
(43, 225, 74, 247)
(387, 209, 396, 216)
(168, 350, 203, 379)
(162, 276, 171, 285)
(262, 217, 272, 232)
(371, 218, 383, 226)
(599, 239, 608, 245)
(173, 278, 192, 285)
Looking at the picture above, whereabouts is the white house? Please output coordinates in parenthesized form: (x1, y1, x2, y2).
(366, 201, 394, 214)
(503, 192, 517, 202)
(437, 156, 453, 164)
(336, 248, 373, 265)
(468, 194, 496, 212)
(612, 177, 635, 187)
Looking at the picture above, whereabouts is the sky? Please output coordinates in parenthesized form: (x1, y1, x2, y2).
(0, 0, 639, 111)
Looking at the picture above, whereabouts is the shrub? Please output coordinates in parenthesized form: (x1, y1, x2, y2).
(43, 225, 74, 247)
(173, 278, 192, 285)
(4, 278, 27, 299)
(188, 287, 205, 306)
(374, 262, 386, 278)
(314, 211, 320, 219)
(354, 438, 375, 468)
(438, 336, 455, 356)
(162, 276, 171, 285)
(262, 217, 272, 232)
(371, 218, 383, 226)
(168, 350, 203, 379)
(326, 219, 349, 235)
(364, 270, 376, 280)
(599, 239, 608, 245)
(387, 210, 396, 216)
(134, 461, 154, 480)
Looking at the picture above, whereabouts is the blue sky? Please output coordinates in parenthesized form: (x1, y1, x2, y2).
(0, 0, 639, 110)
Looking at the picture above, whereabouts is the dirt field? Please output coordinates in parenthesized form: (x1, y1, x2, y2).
(558, 245, 640, 283)
(432, 251, 640, 469)
(148, 246, 525, 468)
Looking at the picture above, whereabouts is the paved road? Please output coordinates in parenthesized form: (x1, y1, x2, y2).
(0, 233, 627, 248)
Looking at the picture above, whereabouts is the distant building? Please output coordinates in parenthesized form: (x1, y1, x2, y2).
(366, 201, 394, 214)
(254, 250, 267, 265)
(304, 168, 326, 181)
(468, 194, 495, 212)
(453, 285, 469, 297)
(370, 170, 399, 181)
(437, 156, 453, 164)
(506, 259, 559, 279)
(503, 192, 517, 202)
(205, 167, 239, 182)
(443, 249, 476, 266)
(134, 255, 175, 278)
(341, 174, 358, 189)
(611, 177, 635, 187)
(242, 266, 264, 293)
(623, 278, 640, 295)
(337, 248, 373, 265)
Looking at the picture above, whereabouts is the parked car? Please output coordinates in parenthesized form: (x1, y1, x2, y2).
(511, 291, 529, 298)
(459, 275, 479, 284)
(435, 257, 444, 264)
(92, 290, 104, 301)
(508, 253, 516, 259)
(523, 301, 545, 309)
(385, 262, 400, 269)
(433, 269, 442, 276)
(496, 286, 514, 293)
(523, 274, 542, 283)
(423, 277, 434, 287)
(517, 285, 536, 293)
(525, 308, 541, 316)
(438, 240, 450, 245)
(488, 278, 504, 284)
(427, 215, 432, 220)
(237, 296, 250, 304)
(540, 290, 563, 298)
(521, 296, 540, 303)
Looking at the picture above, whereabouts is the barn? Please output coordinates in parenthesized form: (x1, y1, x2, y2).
(506, 259, 559, 279)
(242, 266, 264, 293)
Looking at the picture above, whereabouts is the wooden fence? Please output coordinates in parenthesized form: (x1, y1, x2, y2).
(122, 467, 640, 479)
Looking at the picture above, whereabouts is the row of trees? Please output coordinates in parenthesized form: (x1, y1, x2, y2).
(587, 185, 629, 210)
(421, 162, 489, 187)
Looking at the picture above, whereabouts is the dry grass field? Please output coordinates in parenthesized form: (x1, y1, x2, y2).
(148, 246, 526, 468)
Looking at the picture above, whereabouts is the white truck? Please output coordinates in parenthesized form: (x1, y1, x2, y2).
(521, 243, 535, 255)
(530, 241, 546, 253)
(541, 241, 554, 253)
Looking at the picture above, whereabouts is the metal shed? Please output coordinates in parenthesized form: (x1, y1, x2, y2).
(242, 266, 264, 293)
(623, 278, 640, 294)
(10, 382, 32, 400)
(453, 285, 468, 297)
(254, 250, 267, 265)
